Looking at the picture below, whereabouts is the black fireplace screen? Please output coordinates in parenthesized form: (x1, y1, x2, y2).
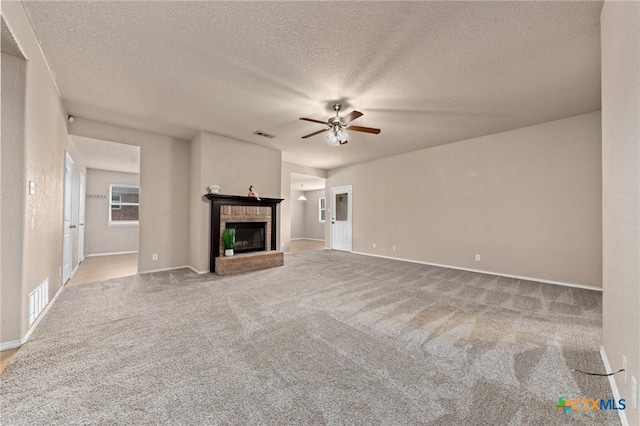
(226, 222, 266, 253)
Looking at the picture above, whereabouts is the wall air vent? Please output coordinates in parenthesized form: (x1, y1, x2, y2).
(253, 130, 276, 139)
(28, 278, 49, 327)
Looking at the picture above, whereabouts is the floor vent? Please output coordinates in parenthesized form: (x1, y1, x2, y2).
(28, 278, 49, 327)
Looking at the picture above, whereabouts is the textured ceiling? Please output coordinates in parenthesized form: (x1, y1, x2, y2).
(71, 136, 140, 174)
(2, 16, 24, 58)
(22, 1, 602, 170)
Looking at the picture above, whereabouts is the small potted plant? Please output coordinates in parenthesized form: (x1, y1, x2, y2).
(222, 227, 236, 256)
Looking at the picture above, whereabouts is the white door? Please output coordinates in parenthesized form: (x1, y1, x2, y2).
(62, 152, 74, 283)
(331, 185, 352, 252)
(78, 172, 86, 263)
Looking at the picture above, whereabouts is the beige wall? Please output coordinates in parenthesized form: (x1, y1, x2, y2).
(188, 132, 282, 272)
(290, 190, 305, 239)
(280, 162, 327, 252)
(601, 1, 640, 424)
(1, 2, 71, 344)
(188, 133, 205, 272)
(69, 119, 190, 273)
(302, 189, 325, 240)
(85, 169, 140, 256)
(328, 112, 602, 287)
(1, 51, 26, 344)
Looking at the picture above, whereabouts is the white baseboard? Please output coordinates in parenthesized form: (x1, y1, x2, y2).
(285, 248, 329, 254)
(0, 284, 65, 352)
(70, 263, 79, 278)
(350, 251, 602, 292)
(188, 266, 209, 274)
(0, 340, 22, 351)
(291, 238, 325, 242)
(85, 251, 138, 258)
(138, 265, 199, 274)
(601, 346, 628, 426)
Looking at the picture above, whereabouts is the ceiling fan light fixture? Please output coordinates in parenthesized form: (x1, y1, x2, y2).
(336, 128, 348, 143)
(324, 130, 339, 146)
(300, 103, 379, 145)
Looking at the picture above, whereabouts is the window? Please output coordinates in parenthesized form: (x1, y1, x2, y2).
(111, 194, 122, 210)
(109, 184, 139, 225)
(319, 197, 326, 222)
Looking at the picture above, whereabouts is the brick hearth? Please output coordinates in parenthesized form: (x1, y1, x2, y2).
(215, 251, 284, 276)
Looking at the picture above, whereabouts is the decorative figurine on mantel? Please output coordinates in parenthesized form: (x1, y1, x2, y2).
(208, 184, 220, 194)
(248, 185, 261, 201)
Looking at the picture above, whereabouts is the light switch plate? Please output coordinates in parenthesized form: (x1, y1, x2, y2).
(29, 181, 35, 195)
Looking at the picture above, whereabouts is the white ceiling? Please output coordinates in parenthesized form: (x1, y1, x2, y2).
(23, 1, 602, 170)
(290, 173, 326, 192)
(71, 136, 140, 174)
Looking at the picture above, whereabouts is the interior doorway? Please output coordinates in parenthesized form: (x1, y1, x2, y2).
(290, 172, 326, 253)
(67, 137, 141, 285)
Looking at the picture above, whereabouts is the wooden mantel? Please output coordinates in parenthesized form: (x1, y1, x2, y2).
(205, 194, 284, 273)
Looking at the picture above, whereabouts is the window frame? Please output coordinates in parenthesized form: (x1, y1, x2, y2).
(109, 184, 139, 226)
(319, 196, 326, 223)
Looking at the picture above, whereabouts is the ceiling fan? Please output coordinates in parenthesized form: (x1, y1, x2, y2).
(299, 104, 381, 146)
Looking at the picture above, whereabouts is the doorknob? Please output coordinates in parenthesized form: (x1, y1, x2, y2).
(69, 225, 77, 229)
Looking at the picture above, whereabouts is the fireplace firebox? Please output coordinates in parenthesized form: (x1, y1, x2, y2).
(226, 222, 266, 253)
(206, 194, 284, 273)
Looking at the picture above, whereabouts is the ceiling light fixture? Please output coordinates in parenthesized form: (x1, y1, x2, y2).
(324, 124, 348, 147)
(300, 103, 380, 146)
(297, 184, 307, 201)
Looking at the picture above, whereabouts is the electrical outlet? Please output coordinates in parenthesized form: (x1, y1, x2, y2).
(372, 243, 376, 249)
(58, 267, 62, 277)
(475, 254, 481, 261)
(152, 253, 158, 261)
(632, 376, 637, 409)
(623, 356, 627, 384)
(392, 245, 396, 251)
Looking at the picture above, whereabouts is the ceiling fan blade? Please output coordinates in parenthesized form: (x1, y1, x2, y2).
(301, 128, 330, 139)
(299, 117, 329, 125)
(342, 110, 363, 124)
(348, 125, 381, 135)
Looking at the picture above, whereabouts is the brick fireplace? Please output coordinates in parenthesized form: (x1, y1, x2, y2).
(206, 194, 283, 273)
(219, 206, 271, 255)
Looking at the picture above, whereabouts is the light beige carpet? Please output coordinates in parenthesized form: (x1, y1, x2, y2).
(0, 251, 617, 425)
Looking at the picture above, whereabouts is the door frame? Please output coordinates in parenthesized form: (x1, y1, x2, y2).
(78, 172, 86, 263)
(62, 152, 74, 284)
(330, 185, 353, 252)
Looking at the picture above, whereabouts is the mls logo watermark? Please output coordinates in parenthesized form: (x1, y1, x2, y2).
(555, 396, 626, 413)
